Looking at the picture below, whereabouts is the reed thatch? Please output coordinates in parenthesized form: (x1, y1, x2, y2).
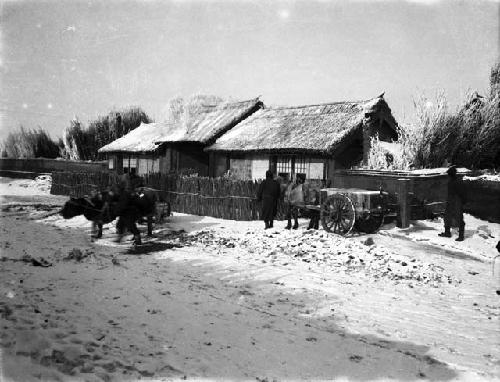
(97, 121, 167, 154)
(98, 98, 262, 154)
(206, 96, 397, 155)
(156, 97, 263, 144)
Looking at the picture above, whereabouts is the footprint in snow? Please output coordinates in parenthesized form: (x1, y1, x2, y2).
(349, 354, 363, 363)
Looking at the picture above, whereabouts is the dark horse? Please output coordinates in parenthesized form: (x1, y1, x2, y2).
(60, 188, 159, 245)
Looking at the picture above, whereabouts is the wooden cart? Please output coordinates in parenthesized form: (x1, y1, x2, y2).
(318, 187, 397, 235)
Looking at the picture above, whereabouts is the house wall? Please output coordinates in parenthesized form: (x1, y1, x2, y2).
(156, 144, 209, 176)
(229, 157, 252, 180)
(178, 144, 209, 176)
(228, 154, 270, 180)
(106, 153, 161, 175)
(307, 159, 324, 179)
(106, 154, 124, 174)
(227, 154, 325, 180)
(336, 138, 364, 168)
(160, 147, 172, 173)
(137, 156, 160, 175)
(251, 157, 270, 180)
(212, 153, 229, 177)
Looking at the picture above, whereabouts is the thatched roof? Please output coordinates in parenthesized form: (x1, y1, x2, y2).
(206, 96, 397, 155)
(155, 97, 262, 144)
(98, 98, 262, 154)
(98, 121, 167, 154)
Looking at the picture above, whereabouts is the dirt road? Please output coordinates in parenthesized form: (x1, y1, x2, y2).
(0, 191, 499, 381)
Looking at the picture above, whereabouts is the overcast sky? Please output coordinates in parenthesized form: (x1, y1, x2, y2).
(0, 0, 498, 140)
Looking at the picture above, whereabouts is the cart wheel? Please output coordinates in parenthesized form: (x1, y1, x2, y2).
(355, 214, 385, 234)
(320, 194, 355, 235)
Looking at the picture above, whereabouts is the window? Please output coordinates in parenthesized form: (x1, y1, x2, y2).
(123, 156, 138, 174)
(277, 157, 292, 178)
(108, 157, 114, 170)
(123, 157, 129, 173)
(277, 156, 307, 179)
(272, 156, 324, 180)
(129, 157, 137, 170)
(295, 157, 307, 178)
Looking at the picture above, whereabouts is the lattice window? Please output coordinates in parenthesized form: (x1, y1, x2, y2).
(129, 157, 137, 169)
(295, 157, 307, 177)
(123, 157, 129, 172)
(277, 157, 292, 176)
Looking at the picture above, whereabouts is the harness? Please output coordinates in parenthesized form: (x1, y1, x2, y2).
(66, 198, 114, 222)
(66, 198, 102, 213)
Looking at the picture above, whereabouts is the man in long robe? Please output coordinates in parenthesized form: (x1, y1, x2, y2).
(439, 165, 466, 241)
(257, 170, 281, 229)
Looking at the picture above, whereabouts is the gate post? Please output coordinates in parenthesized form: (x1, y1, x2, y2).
(397, 178, 411, 228)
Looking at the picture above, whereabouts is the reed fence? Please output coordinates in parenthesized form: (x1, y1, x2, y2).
(51, 171, 119, 198)
(51, 172, 297, 220)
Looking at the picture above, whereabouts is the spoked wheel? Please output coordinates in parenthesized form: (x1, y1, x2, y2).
(355, 214, 385, 234)
(320, 194, 355, 235)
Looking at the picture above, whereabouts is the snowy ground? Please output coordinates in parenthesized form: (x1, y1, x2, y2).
(0, 177, 499, 381)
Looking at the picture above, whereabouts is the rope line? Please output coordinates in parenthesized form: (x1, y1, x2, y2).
(53, 183, 257, 200)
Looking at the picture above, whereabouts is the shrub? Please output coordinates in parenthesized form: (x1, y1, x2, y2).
(1, 126, 60, 158)
(367, 62, 500, 170)
(60, 106, 152, 161)
(366, 91, 449, 170)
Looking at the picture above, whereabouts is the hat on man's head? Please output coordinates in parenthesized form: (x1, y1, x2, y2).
(446, 165, 458, 175)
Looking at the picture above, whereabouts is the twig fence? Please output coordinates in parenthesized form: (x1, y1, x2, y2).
(51, 172, 298, 220)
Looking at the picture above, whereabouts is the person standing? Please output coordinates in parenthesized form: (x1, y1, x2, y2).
(284, 174, 305, 229)
(439, 165, 466, 241)
(305, 185, 320, 230)
(257, 170, 281, 229)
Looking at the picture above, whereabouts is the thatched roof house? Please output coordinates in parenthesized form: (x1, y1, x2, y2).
(98, 121, 167, 155)
(206, 95, 398, 180)
(98, 97, 263, 176)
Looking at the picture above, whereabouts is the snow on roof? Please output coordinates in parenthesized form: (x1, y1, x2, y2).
(98, 98, 262, 153)
(156, 98, 262, 144)
(206, 96, 397, 154)
(98, 122, 170, 154)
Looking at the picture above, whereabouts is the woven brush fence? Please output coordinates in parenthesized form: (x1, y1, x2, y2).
(51, 172, 279, 221)
(143, 173, 263, 220)
(51, 171, 120, 197)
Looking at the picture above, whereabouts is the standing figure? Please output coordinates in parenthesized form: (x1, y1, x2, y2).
(305, 185, 320, 230)
(439, 165, 466, 241)
(284, 174, 305, 229)
(115, 171, 142, 244)
(257, 170, 281, 229)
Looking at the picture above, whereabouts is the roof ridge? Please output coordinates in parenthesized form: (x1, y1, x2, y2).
(264, 101, 367, 110)
(264, 98, 376, 111)
(195, 97, 261, 109)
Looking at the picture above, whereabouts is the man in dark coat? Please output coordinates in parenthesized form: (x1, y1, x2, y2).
(257, 170, 281, 229)
(439, 165, 466, 241)
(115, 171, 144, 241)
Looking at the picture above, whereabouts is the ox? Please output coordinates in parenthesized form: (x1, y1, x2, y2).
(60, 188, 161, 245)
